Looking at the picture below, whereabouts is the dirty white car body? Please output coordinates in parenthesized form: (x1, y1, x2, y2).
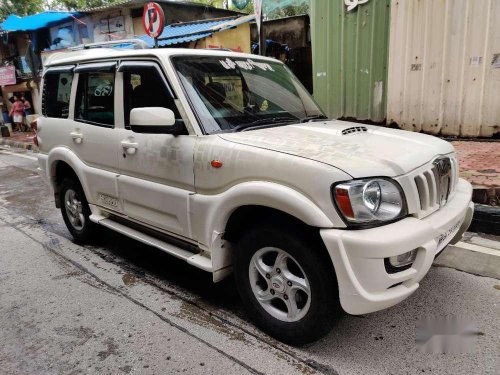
(37, 48, 474, 344)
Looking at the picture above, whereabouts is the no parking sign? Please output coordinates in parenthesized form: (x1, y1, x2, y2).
(143, 2, 165, 39)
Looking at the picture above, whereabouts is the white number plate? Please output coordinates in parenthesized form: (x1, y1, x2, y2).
(98, 193, 118, 208)
(436, 219, 463, 252)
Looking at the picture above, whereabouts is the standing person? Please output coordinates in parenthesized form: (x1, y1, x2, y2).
(21, 95, 32, 131)
(21, 95, 31, 116)
(9, 95, 24, 132)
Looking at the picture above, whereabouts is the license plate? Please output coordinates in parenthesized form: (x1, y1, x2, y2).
(436, 219, 463, 252)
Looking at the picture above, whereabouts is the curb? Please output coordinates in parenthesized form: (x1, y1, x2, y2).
(472, 187, 499, 206)
(470, 204, 500, 236)
(0, 138, 39, 152)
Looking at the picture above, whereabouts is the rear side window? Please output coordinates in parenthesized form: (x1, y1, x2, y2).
(42, 72, 73, 118)
(75, 71, 115, 127)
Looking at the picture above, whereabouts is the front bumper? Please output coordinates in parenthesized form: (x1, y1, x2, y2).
(321, 178, 474, 315)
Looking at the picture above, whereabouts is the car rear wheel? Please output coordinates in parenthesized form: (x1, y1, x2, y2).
(59, 178, 96, 243)
(234, 223, 341, 345)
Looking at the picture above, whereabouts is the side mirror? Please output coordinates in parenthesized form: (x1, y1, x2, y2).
(129, 107, 181, 134)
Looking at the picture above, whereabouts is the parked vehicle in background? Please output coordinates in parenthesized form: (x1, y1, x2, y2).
(37, 47, 474, 345)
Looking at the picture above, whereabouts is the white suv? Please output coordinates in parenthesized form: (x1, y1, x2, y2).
(37, 47, 474, 345)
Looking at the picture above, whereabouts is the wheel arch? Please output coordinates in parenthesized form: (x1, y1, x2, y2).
(47, 147, 90, 208)
(192, 181, 336, 281)
(224, 205, 320, 243)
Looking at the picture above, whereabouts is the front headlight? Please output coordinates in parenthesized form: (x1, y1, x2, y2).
(333, 178, 407, 226)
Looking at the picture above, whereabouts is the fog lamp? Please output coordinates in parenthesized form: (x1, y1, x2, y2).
(388, 249, 418, 268)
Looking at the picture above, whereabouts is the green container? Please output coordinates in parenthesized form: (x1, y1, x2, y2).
(311, 0, 391, 122)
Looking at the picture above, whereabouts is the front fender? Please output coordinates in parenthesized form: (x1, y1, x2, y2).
(191, 181, 334, 251)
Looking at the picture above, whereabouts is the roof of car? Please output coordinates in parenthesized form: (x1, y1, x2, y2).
(44, 48, 277, 67)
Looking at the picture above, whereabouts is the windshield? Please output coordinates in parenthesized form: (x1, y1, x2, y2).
(172, 55, 326, 134)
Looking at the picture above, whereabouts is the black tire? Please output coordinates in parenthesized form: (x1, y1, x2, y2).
(59, 178, 96, 243)
(233, 222, 341, 345)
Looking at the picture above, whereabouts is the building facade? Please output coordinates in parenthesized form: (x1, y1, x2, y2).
(0, 0, 248, 125)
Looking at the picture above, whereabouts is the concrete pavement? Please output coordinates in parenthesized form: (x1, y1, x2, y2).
(0, 147, 499, 375)
(451, 141, 500, 206)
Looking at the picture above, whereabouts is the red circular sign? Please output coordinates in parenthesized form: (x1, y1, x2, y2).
(143, 2, 165, 38)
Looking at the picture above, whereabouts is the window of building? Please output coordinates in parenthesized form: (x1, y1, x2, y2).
(75, 71, 115, 127)
(42, 72, 73, 118)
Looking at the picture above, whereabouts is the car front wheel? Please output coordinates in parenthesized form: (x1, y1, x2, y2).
(234, 224, 341, 345)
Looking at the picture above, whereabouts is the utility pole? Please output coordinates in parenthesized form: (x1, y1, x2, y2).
(253, 0, 265, 56)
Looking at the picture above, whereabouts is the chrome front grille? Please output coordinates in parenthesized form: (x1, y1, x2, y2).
(415, 169, 438, 211)
(413, 156, 459, 215)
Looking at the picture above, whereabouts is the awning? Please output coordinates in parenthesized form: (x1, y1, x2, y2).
(138, 14, 255, 47)
(1, 12, 81, 32)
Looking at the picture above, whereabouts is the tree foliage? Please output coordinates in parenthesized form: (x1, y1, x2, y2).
(0, 0, 308, 24)
(266, 3, 309, 19)
(190, 0, 308, 19)
(0, 0, 124, 22)
(47, 0, 124, 11)
(0, 0, 44, 22)
(187, 0, 254, 16)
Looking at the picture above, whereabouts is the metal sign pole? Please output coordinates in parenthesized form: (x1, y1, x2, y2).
(253, 0, 265, 56)
(259, 11, 265, 56)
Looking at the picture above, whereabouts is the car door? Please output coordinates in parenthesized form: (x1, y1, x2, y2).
(69, 62, 123, 212)
(115, 60, 196, 239)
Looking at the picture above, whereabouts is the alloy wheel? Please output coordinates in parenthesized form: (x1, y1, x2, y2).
(249, 247, 311, 322)
(64, 188, 85, 231)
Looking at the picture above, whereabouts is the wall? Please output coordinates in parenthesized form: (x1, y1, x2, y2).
(91, 9, 134, 43)
(387, 0, 500, 137)
(311, 0, 391, 122)
(132, 16, 143, 36)
(200, 23, 251, 53)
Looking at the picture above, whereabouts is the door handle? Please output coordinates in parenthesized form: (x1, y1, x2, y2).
(70, 131, 83, 144)
(121, 140, 139, 155)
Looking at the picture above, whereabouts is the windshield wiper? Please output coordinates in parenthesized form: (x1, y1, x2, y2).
(300, 115, 329, 123)
(230, 117, 298, 132)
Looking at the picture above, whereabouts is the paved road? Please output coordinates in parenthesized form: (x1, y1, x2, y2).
(0, 147, 499, 375)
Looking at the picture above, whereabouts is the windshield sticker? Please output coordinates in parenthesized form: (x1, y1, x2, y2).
(219, 58, 274, 72)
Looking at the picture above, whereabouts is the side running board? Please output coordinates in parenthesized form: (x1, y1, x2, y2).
(89, 215, 213, 272)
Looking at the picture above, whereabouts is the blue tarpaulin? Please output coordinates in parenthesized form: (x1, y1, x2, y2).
(1, 12, 81, 32)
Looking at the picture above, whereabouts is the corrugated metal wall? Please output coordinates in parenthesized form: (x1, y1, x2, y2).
(387, 0, 500, 137)
(311, 0, 391, 122)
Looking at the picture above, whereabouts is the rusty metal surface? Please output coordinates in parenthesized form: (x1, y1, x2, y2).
(387, 0, 500, 137)
(311, 0, 391, 122)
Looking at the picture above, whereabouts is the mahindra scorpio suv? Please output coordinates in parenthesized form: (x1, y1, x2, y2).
(37, 47, 474, 345)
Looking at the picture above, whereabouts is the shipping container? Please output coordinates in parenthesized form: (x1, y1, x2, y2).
(311, 0, 391, 122)
(387, 0, 500, 137)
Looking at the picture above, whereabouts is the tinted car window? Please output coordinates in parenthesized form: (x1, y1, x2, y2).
(123, 65, 182, 128)
(75, 71, 115, 126)
(42, 72, 73, 118)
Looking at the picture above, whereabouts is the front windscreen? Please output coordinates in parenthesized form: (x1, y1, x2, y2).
(172, 55, 326, 134)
